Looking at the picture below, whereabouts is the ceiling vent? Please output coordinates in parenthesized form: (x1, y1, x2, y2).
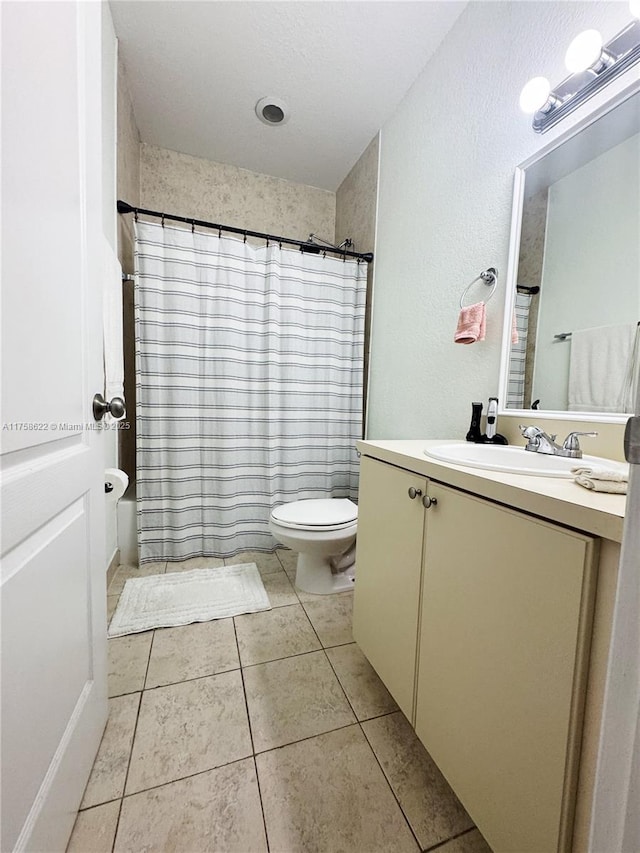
(255, 96, 290, 126)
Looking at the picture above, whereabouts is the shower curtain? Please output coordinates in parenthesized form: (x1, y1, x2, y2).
(134, 219, 367, 563)
(506, 292, 532, 408)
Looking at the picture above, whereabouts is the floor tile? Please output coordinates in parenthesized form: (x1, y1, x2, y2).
(125, 670, 252, 794)
(115, 759, 267, 853)
(300, 592, 353, 647)
(235, 604, 321, 666)
(81, 693, 140, 808)
(165, 555, 224, 572)
(326, 643, 398, 720)
(276, 548, 297, 575)
(256, 725, 419, 853)
(109, 563, 165, 595)
(225, 550, 282, 576)
(66, 801, 120, 853)
(437, 829, 493, 853)
(145, 618, 239, 688)
(108, 633, 152, 697)
(362, 712, 474, 850)
(243, 650, 355, 752)
(261, 569, 298, 608)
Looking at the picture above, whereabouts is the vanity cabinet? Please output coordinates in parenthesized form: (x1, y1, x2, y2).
(354, 454, 600, 853)
(352, 456, 427, 719)
(416, 483, 597, 853)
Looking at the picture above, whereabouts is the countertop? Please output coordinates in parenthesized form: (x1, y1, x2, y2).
(356, 439, 627, 543)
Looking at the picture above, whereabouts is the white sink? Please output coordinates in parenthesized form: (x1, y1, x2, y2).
(423, 443, 622, 478)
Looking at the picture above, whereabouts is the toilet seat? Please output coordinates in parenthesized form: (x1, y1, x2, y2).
(271, 498, 357, 532)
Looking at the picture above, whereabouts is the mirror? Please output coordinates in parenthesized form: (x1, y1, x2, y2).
(499, 86, 640, 422)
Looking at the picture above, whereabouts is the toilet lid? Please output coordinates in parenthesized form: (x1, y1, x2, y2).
(271, 498, 358, 529)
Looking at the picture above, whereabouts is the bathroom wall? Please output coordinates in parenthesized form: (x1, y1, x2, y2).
(116, 53, 141, 493)
(139, 144, 336, 242)
(117, 55, 140, 273)
(368, 0, 632, 459)
(335, 133, 380, 426)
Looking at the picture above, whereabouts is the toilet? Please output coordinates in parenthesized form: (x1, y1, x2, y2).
(269, 498, 357, 595)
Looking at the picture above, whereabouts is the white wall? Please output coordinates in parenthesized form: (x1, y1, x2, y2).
(533, 133, 640, 410)
(368, 1, 634, 440)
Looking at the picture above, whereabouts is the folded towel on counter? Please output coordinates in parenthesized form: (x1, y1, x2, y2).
(454, 302, 486, 344)
(572, 462, 629, 494)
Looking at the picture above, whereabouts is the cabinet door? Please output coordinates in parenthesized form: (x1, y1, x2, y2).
(353, 456, 427, 720)
(415, 484, 597, 853)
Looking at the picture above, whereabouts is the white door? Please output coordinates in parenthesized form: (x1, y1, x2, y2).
(1, 3, 108, 850)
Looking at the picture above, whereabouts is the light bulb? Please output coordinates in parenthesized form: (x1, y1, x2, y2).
(565, 29, 604, 73)
(519, 77, 551, 114)
(630, 0, 640, 19)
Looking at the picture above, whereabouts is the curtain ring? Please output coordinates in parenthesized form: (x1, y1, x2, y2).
(243, 231, 247, 244)
(279, 240, 282, 250)
(134, 208, 138, 222)
(191, 220, 195, 233)
(161, 213, 165, 228)
(218, 226, 222, 239)
(266, 237, 270, 248)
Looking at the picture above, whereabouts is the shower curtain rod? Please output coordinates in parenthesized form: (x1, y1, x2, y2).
(117, 200, 374, 262)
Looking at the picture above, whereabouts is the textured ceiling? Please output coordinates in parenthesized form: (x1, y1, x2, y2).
(109, 1, 467, 190)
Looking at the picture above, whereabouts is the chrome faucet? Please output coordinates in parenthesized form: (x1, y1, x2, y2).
(519, 425, 598, 459)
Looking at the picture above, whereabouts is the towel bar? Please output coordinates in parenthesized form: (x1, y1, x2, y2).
(459, 268, 498, 309)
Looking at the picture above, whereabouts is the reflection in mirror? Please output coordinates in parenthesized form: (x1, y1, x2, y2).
(504, 88, 640, 419)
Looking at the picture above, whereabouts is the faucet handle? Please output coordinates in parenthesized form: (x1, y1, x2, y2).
(519, 424, 541, 437)
(519, 424, 542, 451)
(563, 430, 598, 449)
(562, 431, 598, 454)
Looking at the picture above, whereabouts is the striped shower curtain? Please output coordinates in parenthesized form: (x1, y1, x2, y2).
(506, 293, 532, 408)
(134, 220, 367, 563)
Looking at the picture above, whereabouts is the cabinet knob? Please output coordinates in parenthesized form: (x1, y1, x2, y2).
(422, 495, 438, 509)
(408, 487, 423, 499)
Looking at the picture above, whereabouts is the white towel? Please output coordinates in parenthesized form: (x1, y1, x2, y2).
(102, 238, 124, 417)
(572, 462, 629, 494)
(568, 323, 638, 413)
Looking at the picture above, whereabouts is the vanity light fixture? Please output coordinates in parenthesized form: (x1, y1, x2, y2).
(519, 13, 640, 132)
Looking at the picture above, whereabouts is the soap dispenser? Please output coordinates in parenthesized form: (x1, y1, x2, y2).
(485, 397, 508, 445)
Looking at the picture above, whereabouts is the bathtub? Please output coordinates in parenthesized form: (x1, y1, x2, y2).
(117, 486, 138, 566)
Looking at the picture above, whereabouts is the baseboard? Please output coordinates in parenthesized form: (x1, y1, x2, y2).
(106, 548, 120, 588)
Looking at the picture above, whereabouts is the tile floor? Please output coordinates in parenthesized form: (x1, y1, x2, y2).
(68, 550, 492, 853)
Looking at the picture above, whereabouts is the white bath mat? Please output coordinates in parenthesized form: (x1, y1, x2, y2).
(108, 563, 271, 637)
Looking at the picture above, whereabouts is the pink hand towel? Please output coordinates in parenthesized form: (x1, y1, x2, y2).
(454, 302, 486, 344)
(512, 310, 519, 344)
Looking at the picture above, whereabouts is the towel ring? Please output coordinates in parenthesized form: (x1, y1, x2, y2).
(459, 267, 498, 309)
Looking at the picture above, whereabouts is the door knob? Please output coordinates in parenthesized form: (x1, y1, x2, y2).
(93, 393, 126, 421)
(422, 495, 438, 509)
(408, 487, 423, 499)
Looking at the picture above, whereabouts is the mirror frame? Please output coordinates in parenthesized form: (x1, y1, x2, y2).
(498, 78, 640, 424)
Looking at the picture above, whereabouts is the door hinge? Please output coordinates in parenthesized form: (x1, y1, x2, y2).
(624, 416, 640, 464)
